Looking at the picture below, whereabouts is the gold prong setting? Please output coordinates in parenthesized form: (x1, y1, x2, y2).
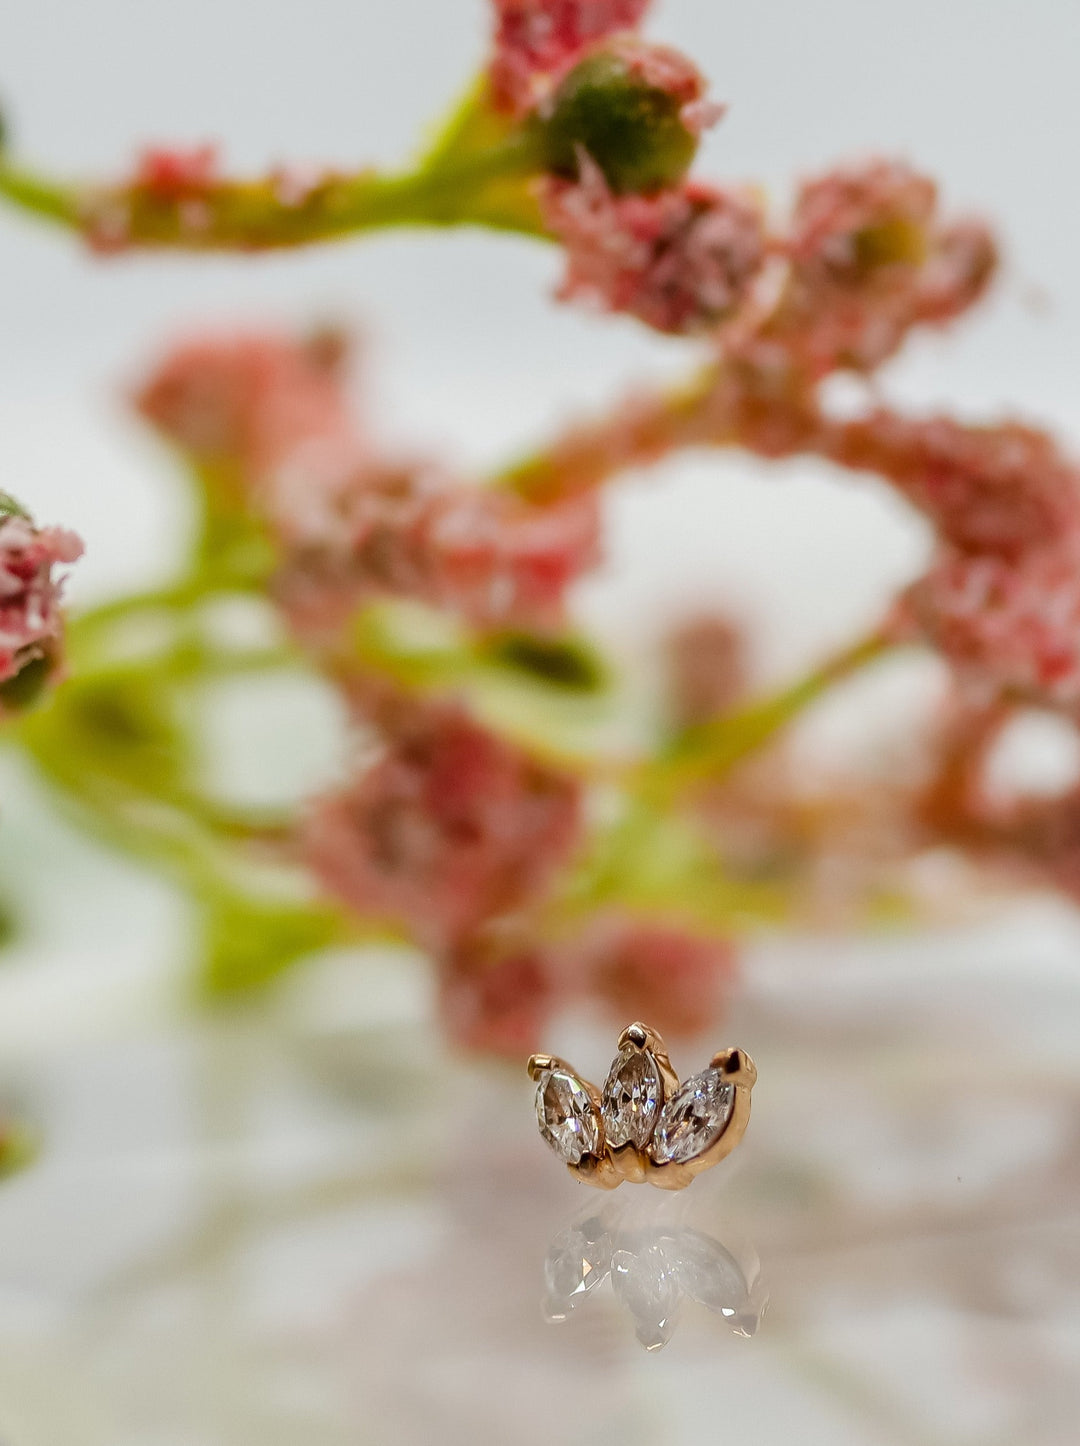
(530, 1023, 756, 1190)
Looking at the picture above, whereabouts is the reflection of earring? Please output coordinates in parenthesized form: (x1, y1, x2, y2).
(543, 1197, 768, 1350)
(528, 1021, 756, 1190)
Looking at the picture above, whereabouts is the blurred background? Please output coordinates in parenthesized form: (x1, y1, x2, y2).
(1, 1, 1079, 1441)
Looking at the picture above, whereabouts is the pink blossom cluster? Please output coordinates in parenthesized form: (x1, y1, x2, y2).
(82, 144, 223, 252)
(133, 145, 219, 201)
(825, 413, 1080, 562)
(135, 330, 356, 485)
(542, 144, 994, 356)
(901, 543, 1080, 711)
(490, 0, 652, 113)
(440, 914, 735, 1057)
(302, 652, 739, 1050)
(813, 409, 1080, 713)
(304, 699, 582, 951)
(766, 160, 997, 375)
(273, 465, 599, 641)
(137, 333, 599, 637)
(0, 512, 83, 700)
(540, 163, 766, 335)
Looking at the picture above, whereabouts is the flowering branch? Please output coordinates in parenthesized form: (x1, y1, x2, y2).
(4, 0, 1079, 1062)
(0, 128, 548, 251)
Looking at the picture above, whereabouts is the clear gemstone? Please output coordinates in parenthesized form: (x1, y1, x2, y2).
(650, 1067, 735, 1165)
(535, 1068, 602, 1164)
(601, 1046, 663, 1149)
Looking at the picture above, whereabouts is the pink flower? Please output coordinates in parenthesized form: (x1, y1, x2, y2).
(137, 332, 599, 635)
(825, 413, 1080, 561)
(541, 161, 766, 334)
(899, 540, 1080, 710)
(439, 936, 554, 1055)
(772, 159, 998, 374)
(303, 702, 582, 948)
(490, 0, 652, 113)
(572, 916, 736, 1038)
(135, 330, 357, 483)
(0, 513, 83, 697)
(913, 219, 998, 326)
(133, 145, 219, 199)
(275, 468, 600, 640)
(422, 486, 600, 629)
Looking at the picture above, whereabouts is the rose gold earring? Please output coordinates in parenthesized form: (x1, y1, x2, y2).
(528, 1021, 756, 1190)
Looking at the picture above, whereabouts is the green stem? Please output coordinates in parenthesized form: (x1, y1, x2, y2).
(0, 131, 548, 250)
(68, 581, 211, 643)
(493, 365, 723, 503)
(0, 163, 80, 224)
(558, 630, 895, 923)
(643, 629, 893, 800)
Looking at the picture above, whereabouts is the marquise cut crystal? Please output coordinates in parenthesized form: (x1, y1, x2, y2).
(650, 1067, 735, 1165)
(601, 1046, 663, 1149)
(536, 1068, 602, 1164)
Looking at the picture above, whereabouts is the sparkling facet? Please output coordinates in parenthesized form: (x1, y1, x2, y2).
(650, 1067, 735, 1165)
(535, 1068, 602, 1164)
(601, 1046, 663, 1149)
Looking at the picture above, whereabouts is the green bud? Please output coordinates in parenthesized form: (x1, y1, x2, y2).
(0, 653, 52, 713)
(536, 49, 701, 195)
(0, 491, 31, 521)
(852, 217, 928, 274)
(481, 631, 607, 692)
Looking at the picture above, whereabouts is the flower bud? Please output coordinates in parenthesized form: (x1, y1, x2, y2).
(541, 167, 765, 333)
(0, 510, 83, 714)
(489, 0, 653, 115)
(535, 41, 710, 194)
(0, 649, 54, 712)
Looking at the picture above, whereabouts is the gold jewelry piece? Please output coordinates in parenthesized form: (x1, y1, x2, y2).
(528, 1022, 756, 1191)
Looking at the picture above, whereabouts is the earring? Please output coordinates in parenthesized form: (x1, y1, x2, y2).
(529, 1021, 756, 1190)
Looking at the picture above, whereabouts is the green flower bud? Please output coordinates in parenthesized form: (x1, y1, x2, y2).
(0, 652, 53, 713)
(536, 44, 707, 195)
(0, 491, 31, 520)
(481, 631, 607, 692)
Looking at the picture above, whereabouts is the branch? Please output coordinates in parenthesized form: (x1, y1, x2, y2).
(0, 133, 548, 250)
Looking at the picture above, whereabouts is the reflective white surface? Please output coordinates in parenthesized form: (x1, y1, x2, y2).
(1, 915, 1079, 1444)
